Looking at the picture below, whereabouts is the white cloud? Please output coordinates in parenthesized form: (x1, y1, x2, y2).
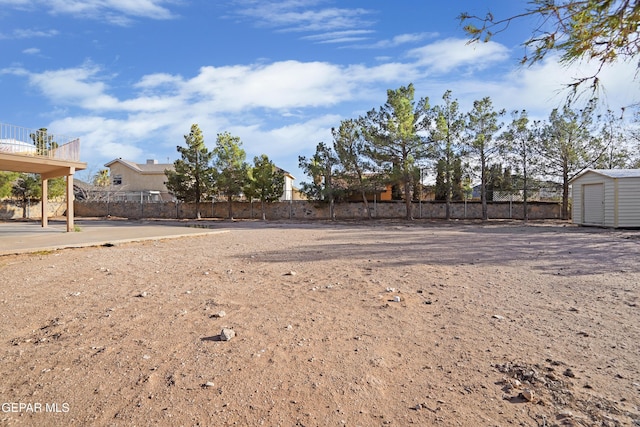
(26, 65, 120, 110)
(496, 55, 640, 117)
(0, 28, 59, 39)
(228, 114, 340, 177)
(48, 116, 144, 161)
(351, 32, 438, 49)
(0, 0, 179, 25)
(302, 29, 374, 44)
(181, 61, 357, 111)
(233, 1, 375, 33)
(22, 47, 40, 54)
(407, 37, 510, 74)
(409, 53, 640, 123)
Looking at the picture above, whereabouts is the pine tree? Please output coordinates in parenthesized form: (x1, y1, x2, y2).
(245, 154, 284, 220)
(212, 132, 249, 220)
(165, 124, 215, 219)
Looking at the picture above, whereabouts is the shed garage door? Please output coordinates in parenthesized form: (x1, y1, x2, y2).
(583, 183, 604, 225)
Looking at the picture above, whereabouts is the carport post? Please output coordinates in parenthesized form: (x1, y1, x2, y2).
(41, 177, 48, 228)
(66, 170, 75, 232)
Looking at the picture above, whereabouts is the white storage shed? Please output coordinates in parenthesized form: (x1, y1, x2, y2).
(570, 169, 640, 228)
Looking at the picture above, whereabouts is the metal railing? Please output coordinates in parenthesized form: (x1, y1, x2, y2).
(0, 123, 81, 162)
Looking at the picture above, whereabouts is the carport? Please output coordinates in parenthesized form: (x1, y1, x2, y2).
(0, 125, 86, 232)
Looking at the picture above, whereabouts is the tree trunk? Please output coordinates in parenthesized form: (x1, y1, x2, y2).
(361, 190, 371, 219)
(404, 180, 413, 220)
(261, 200, 266, 221)
(480, 155, 487, 220)
(227, 194, 233, 220)
(522, 164, 529, 223)
(562, 164, 569, 220)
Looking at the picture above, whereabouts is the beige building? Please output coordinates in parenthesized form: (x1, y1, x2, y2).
(106, 158, 298, 202)
(105, 158, 173, 191)
(105, 158, 174, 201)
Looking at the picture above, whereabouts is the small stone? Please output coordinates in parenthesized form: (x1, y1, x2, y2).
(557, 410, 573, 419)
(210, 311, 226, 318)
(204, 381, 215, 388)
(393, 296, 401, 302)
(520, 388, 534, 402)
(284, 271, 296, 276)
(220, 328, 235, 341)
(136, 292, 148, 298)
(563, 368, 576, 378)
(492, 315, 505, 320)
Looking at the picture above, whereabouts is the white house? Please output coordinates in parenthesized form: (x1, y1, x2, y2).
(277, 168, 295, 201)
(569, 169, 640, 228)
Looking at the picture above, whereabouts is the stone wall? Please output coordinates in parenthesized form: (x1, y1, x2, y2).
(74, 200, 562, 220)
(0, 200, 67, 219)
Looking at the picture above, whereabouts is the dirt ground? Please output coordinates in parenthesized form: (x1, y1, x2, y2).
(0, 220, 639, 427)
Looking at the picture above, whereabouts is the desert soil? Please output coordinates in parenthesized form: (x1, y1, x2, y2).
(0, 220, 639, 427)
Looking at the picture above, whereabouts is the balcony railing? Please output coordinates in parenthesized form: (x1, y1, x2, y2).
(0, 123, 81, 162)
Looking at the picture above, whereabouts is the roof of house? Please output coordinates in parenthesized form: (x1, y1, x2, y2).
(106, 158, 295, 180)
(275, 167, 294, 180)
(105, 158, 173, 174)
(570, 169, 640, 182)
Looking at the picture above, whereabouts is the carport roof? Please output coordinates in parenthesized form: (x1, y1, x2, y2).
(0, 152, 86, 178)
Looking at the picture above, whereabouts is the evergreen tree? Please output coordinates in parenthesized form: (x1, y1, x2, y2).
(596, 109, 635, 169)
(430, 90, 465, 219)
(212, 132, 249, 220)
(452, 157, 465, 201)
(165, 124, 215, 219)
(538, 100, 605, 219)
(332, 119, 377, 218)
(435, 155, 465, 201)
(245, 154, 284, 220)
(0, 172, 20, 199)
(501, 110, 539, 221)
(362, 83, 430, 220)
(465, 97, 505, 220)
(298, 142, 339, 219)
(11, 174, 40, 218)
(30, 128, 58, 156)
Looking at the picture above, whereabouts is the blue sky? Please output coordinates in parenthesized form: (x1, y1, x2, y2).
(1, 0, 638, 184)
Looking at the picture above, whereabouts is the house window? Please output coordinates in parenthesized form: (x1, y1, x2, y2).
(112, 175, 122, 186)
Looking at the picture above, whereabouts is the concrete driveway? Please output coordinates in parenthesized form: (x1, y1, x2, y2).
(0, 219, 228, 255)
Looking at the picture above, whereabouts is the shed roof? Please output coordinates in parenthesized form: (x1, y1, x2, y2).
(570, 169, 640, 183)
